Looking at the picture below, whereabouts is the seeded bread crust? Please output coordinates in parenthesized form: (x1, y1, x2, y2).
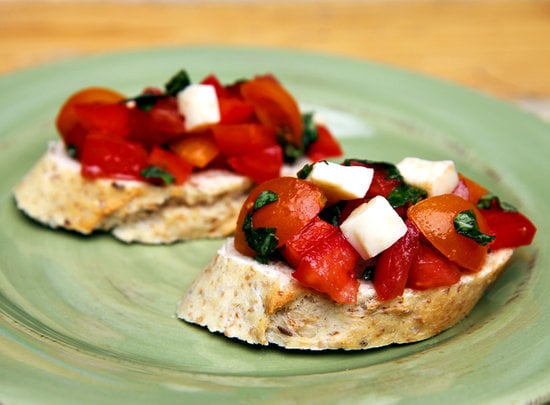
(177, 238, 513, 350)
(14, 141, 254, 244)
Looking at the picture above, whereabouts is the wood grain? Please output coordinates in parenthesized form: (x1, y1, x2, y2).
(1, 0, 550, 102)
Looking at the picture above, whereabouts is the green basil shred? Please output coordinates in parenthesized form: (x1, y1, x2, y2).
(165, 69, 191, 96)
(476, 193, 517, 212)
(280, 113, 319, 162)
(453, 209, 495, 245)
(141, 166, 175, 186)
(296, 162, 315, 179)
(243, 190, 279, 263)
(387, 183, 427, 209)
(125, 69, 191, 111)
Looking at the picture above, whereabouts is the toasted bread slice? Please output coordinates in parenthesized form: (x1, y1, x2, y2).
(177, 238, 513, 350)
(14, 141, 254, 244)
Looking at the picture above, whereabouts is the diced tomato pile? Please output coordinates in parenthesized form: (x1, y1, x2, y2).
(55, 70, 342, 186)
(233, 160, 537, 305)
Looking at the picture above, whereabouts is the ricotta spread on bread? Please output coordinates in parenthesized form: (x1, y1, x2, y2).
(177, 239, 513, 350)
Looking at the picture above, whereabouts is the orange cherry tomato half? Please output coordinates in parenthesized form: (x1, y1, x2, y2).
(234, 177, 327, 257)
(240, 75, 304, 148)
(56, 87, 126, 143)
(407, 194, 490, 272)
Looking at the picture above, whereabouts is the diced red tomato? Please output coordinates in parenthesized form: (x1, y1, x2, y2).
(80, 134, 148, 181)
(480, 208, 536, 250)
(406, 243, 462, 290)
(200, 74, 230, 98)
(218, 97, 256, 124)
(346, 160, 401, 199)
(212, 124, 278, 156)
(367, 168, 401, 199)
(74, 103, 130, 139)
(282, 216, 339, 268)
(373, 220, 420, 301)
(128, 96, 185, 148)
(146, 146, 193, 185)
(306, 124, 343, 161)
(227, 144, 283, 184)
(240, 75, 303, 149)
(407, 194, 490, 272)
(292, 232, 360, 305)
(169, 133, 220, 168)
(234, 177, 326, 257)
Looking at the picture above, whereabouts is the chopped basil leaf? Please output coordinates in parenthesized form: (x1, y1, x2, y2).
(343, 159, 403, 181)
(132, 93, 162, 111)
(141, 166, 175, 185)
(125, 68, 191, 110)
(279, 134, 304, 163)
(477, 193, 517, 212)
(301, 112, 319, 150)
(66, 144, 78, 158)
(243, 190, 279, 263)
(297, 163, 314, 179)
(387, 183, 427, 208)
(254, 190, 278, 211)
(453, 209, 495, 245)
(165, 69, 191, 96)
(319, 201, 346, 226)
(361, 265, 375, 281)
(242, 213, 278, 263)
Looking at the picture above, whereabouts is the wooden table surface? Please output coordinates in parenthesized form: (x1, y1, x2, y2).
(2, 0, 550, 121)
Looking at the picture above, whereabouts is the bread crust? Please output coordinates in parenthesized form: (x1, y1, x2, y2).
(177, 238, 513, 350)
(14, 142, 253, 244)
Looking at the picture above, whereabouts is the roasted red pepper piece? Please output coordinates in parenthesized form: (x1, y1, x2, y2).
(80, 134, 148, 181)
(306, 124, 343, 162)
(200, 74, 230, 98)
(73, 103, 130, 139)
(146, 146, 193, 185)
(373, 220, 420, 301)
(212, 124, 278, 156)
(406, 243, 462, 290)
(218, 97, 256, 125)
(292, 231, 360, 305)
(282, 216, 340, 268)
(480, 209, 536, 250)
(227, 144, 283, 184)
(128, 96, 185, 148)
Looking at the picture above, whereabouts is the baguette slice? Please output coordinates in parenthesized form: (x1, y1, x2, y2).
(177, 238, 513, 350)
(14, 141, 254, 244)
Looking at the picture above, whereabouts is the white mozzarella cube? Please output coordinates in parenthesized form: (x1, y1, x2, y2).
(396, 157, 459, 197)
(177, 84, 220, 132)
(340, 196, 407, 259)
(307, 161, 373, 202)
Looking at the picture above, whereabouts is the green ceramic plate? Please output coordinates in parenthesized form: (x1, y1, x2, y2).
(0, 47, 548, 404)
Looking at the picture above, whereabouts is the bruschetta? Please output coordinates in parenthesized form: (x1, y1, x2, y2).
(14, 70, 341, 243)
(177, 158, 536, 350)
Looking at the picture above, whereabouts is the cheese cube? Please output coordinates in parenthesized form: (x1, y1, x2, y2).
(307, 161, 373, 202)
(396, 157, 459, 197)
(177, 84, 220, 132)
(340, 196, 407, 259)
